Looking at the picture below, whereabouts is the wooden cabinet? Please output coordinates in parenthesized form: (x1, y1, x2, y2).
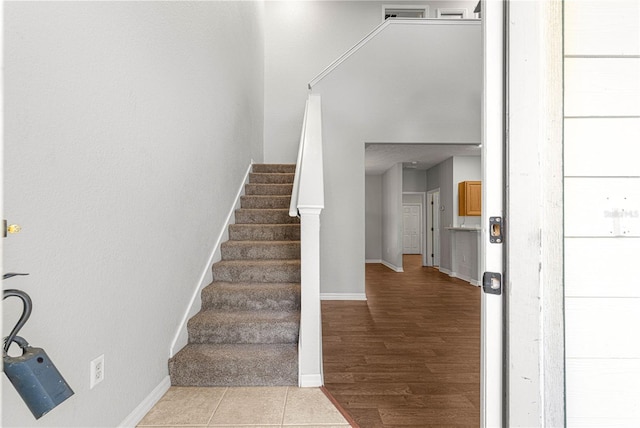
(458, 181, 481, 216)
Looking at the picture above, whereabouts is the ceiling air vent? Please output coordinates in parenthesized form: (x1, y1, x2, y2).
(383, 5, 428, 20)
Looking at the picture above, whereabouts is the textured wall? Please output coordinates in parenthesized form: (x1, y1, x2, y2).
(2, 2, 264, 426)
(264, 0, 479, 163)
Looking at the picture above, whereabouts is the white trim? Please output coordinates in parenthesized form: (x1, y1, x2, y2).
(439, 266, 454, 276)
(169, 162, 253, 357)
(381, 260, 404, 272)
(118, 376, 170, 428)
(308, 19, 479, 89)
(299, 374, 324, 388)
(454, 273, 481, 287)
(320, 293, 367, 301)
(427, 188, 441, 268)
(365, 259, 382, 264)
(403, 191, 427, 265)
(506, 1, 565, 426)
(481, 1, 505, 425)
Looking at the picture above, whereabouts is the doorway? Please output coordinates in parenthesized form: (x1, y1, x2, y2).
(427, 189, 441, 267)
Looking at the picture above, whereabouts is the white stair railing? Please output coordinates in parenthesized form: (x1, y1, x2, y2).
(290, 94, 324, 387)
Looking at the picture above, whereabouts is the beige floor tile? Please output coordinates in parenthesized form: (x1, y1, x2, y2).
(282, 388, 349, 426)
(138, 386, 226, 426)
(208, 387, 288, 426)
(283, 425, 351, 428)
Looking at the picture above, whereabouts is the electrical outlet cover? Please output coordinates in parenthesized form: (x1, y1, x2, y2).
(90, 354, 104, 389)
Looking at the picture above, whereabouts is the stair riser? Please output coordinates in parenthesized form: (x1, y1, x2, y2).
(212, 264, 301, 283)
(252, 164, 296, 174)
(188, 322, 299, 345)
(235, 209, 299, 224)
(169, 353, 297, 387)
(221, 242, 300, 260)
(201, 287, 300, 311)
(241, 196, 290, 209)
(249, 173, 295, 184)
(245, 184, 293, 196)
(229, 225, 300, 241)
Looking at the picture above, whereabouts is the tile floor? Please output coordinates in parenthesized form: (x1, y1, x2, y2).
(137, 386, 352, 428)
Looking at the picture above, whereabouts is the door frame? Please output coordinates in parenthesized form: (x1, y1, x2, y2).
(426, 188, 440, 267)
(503, 1, 565, 426)
(402, 191, 426, 264)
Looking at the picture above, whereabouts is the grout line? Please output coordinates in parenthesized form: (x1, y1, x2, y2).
(207, 387, 228, 426)
(280, 386, 290, 426)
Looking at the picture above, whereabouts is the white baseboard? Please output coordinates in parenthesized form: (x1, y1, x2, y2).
(320, 293, 367, 301)
(455, 273, 480, 286)
(439, 267, 454, 276)
(381, 260, 404, 272)
(169, 162, 253, 357)
(439, 267, 480, 286)
(299, 374, 324, 387)
(119, 376, 171, 428)
(365, 259, 382, 264)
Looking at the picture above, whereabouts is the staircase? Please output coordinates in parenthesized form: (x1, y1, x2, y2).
(169, 164, 301, 386)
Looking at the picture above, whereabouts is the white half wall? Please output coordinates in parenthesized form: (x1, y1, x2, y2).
(312, 20, 481, 294)
(2, 2, 264, 426)
(264, 0, 480, 163)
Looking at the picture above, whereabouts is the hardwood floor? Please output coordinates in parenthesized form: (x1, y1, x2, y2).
(321, 255, 481, 427)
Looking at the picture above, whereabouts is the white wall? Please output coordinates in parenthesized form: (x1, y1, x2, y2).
(382, 164, 404, 271)
(564, 1, 640, 425)
(2, 2, 264, 426)
(437, 158, 455, 271)
(312, 20, 481, 295)
(402, 169, 427, 192)
(365, 175, 383, 261)
(264, 0, 480, 163)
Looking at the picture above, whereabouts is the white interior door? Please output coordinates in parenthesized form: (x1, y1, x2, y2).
(481, 0, 505, 426)
(402, 204, 421, 254)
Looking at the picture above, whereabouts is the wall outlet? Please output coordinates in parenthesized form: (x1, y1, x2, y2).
(90, 354, 105, 389)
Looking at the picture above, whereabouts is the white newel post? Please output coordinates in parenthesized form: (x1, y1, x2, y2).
(298, 208, 323, 387)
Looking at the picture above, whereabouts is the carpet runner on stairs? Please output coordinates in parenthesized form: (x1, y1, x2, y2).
(169, 164, 300, 386)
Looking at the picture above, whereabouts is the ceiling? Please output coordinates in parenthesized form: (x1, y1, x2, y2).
(364, 143, 481, 175)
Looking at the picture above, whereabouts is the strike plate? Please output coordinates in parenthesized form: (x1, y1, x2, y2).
(482, 272, 502, 295)
(489, 217, 503, 243)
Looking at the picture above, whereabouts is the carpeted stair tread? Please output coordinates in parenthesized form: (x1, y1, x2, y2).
(249, 172, 295, 184)
(241, 195, 291, 209)
(188, 310, 300, 344)
(229, 223, 300, 241)
(235, 208, 299, 224)
(212, 259, 301, 283)
(221, 240, 300, 260)
(201, 282, 300, 311)
(169, 343, 297, 386)
(251, 164, 296, 174)
(169, 163, 301, 387)
(245, 183, 294, 195)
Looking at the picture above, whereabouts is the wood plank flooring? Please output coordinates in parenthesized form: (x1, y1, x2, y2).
(321, 255, 480, 427)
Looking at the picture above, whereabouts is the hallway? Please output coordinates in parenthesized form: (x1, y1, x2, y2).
(322, 255, 481, 427)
